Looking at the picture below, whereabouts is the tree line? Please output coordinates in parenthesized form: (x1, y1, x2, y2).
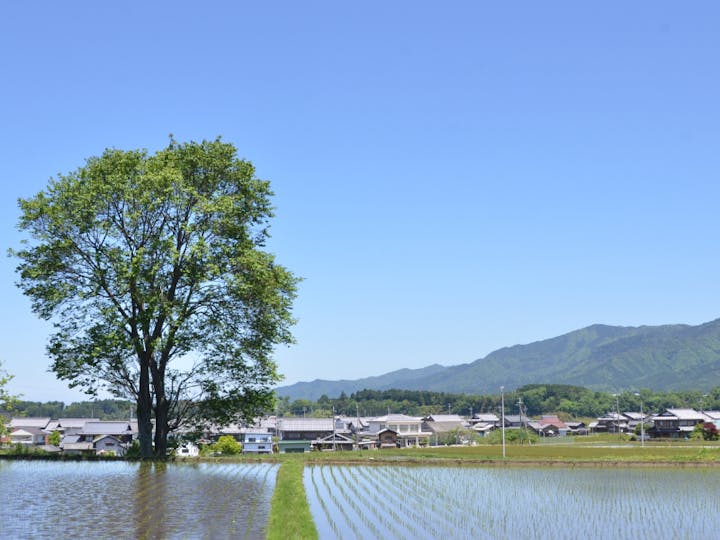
(2, 399, 135, 420)
(276, 384, 720, 419)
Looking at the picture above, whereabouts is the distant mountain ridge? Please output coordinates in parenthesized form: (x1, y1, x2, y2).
(276, 319, 720, 401)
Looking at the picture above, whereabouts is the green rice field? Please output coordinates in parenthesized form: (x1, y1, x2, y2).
(305, 464, 720, 539)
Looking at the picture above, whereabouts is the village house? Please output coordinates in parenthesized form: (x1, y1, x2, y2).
(376, 428, 398, 448)
(57, 419, 139, 455)
(80, 420, 138, 443)
(422, 414, 469, 445)
(501, 415, 526, 429)
(60, 435, 95, 455)
(242, 431, 274, 454)
(276, 417, 335, 453)
(468, 413, 499, 426)
(8, 417, 51, 446)
(368, 414, 432, 447)
(315, 431, 356, 451)
(537, 415, 569, 437)
(565, 421, 588, 435)
(46, 418, 100, 437)
(94, 435, 127, 456)
(650, 408, 708, 438)
(589, 413, 629, 434)
(469, 413, 499, 437)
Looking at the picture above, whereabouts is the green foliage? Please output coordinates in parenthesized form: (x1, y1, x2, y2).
(213, 435, 242, 455)
(691, 422, 719, 441)
(0, 362, 18, 436)
(48, 431, 61, 446)
(278, 388, 501, 417)
(435, 428, 476, 446)
(125, 440, 142, 460)
(482, 428, 539, 445)
(9, 399, 134, 420)
(13, 138, 298, 458)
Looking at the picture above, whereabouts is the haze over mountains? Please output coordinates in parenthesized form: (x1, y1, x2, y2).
(277, 319, 720, 401)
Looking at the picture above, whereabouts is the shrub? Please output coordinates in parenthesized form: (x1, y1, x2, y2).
(213, 435, 242, 455)
(125, 440, 142, 459)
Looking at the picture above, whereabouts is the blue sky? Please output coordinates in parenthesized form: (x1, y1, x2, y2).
(1, 2, 719, 402)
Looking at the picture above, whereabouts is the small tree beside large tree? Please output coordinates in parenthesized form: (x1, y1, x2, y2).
(14, 137, 298, 458)
(0, 361, 18, 436)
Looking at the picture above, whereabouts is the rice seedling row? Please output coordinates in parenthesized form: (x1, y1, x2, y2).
(308, 465, 344, 539)
(334, 465, 404, 538)
(304, 465, 720, 539)
(317, 462, 364, 538)
(345, 465, 442, 537)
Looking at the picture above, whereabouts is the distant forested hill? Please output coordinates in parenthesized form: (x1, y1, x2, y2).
(277, 319, 720, 401)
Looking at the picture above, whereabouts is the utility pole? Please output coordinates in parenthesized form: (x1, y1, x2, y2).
(632, 391, 647, 448)
(517, 397, 526, 444)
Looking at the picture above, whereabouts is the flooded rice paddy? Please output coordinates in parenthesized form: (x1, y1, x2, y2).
(0, 461, 277, 539)
(305, 465, 720, 539)
(3, 460, 720, 539)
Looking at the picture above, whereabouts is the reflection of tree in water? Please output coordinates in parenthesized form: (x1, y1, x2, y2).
(0, 462, 278, 538)
(134, 461, 169, 539)
(130, 462, 278, 538)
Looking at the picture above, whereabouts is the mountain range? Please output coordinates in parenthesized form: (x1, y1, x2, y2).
(276, 319, 720, 401)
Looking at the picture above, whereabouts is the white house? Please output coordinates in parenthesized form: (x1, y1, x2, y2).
(176, 441, 200, 457)
(242, 431, 274, 454)
(368, 414, 432, 447)
(94, 435, 126, 456)
(9, 428, 42, 446)
(9, 418, 51, 445)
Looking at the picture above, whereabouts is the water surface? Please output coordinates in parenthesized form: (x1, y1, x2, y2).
(0, 460, 277, 539)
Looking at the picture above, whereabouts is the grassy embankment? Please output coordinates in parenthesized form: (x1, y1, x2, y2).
(266, 458, 318, 540)
(240, 437, 720, 467)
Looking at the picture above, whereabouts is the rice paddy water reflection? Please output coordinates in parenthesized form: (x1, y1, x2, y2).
(0, 461, 277, 539)
(305, 465, 720, 540)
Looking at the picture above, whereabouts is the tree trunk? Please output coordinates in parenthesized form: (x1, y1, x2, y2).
(152, 360, 169, 458)
(154, 395, 169, 458)
(137, 358, 154, 459)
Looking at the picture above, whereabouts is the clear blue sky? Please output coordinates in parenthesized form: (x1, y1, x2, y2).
(1, 2, 719, 402)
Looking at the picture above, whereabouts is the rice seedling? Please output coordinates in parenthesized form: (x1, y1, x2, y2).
(304, 464, 720, 539)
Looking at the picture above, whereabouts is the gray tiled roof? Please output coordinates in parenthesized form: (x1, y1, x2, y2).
(425, 414, 465, 423)
(10, 417, 51, 429)
(371, 414, 422, 423)
(81, 421, 137, 436)
(278, 418, 334, 432)
(51, 418, 100, 430)
(664, 408, 706, 421)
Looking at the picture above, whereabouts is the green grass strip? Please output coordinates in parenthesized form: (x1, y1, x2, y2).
(266, 459, 318, 540)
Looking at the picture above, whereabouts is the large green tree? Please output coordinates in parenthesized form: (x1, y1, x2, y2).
(0, 361, 18, 436)
(14, 138, 297, 458)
